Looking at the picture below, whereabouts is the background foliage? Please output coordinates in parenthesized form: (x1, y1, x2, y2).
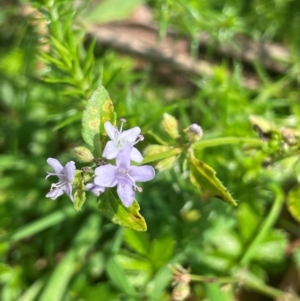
(0, 0, 300, 300)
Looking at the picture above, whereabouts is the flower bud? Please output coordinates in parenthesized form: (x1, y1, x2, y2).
(162, 113, 179, 139)
(184, 123, 203, 143)
(74, 146, 94, 162)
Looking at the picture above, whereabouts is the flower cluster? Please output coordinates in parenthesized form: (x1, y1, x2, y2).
(46, 119, 155, 208)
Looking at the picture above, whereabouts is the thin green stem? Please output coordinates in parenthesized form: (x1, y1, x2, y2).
(237, 270, 300, 301)
(239, 184, 284, 266)
(193, 137, 261, 150)
(189, 274, 237, 284)
(190, 272, 300, 301)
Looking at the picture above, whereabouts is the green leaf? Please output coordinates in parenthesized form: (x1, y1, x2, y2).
(124, 229, 150, 255)
(82, 86, 116, 154)
(148, 236, 174, 270)
(73, 171, 86, 211)
(83, 0, 144, 23)
(189, 153, 237, 206)
(205, 283, 233, 301)
(98, 189, 147, 231)
(287, 185, 300, 222)
(39, 251, 77, 301)
(251, 229, 288, 264)
(238, 202, 261, 242)
(16, 279, 44, 301)
(147, 265, 173, 301)
(143, 144, 179, 170)
(10, 207, 75, 242)
(142, 145, 181, 165)
(105, 256, 137, 298)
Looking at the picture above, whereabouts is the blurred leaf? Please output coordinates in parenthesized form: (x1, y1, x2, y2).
(117, 254, 151, 271)
(189, 153, 237, 206)
(124, 229, 150, 255)
(39, 215, 101, 301)
(149, 236, 174, 270)
(105, 256, 137, 298)
(207, 232, 242, 259)
(287, 185, 300, 222)
(147, 265, 173, 301)
(143, 144, 178, 170)
(16, 279, 44, 301)
(155, 156, 177, 171)
(73, 171, 86, 211)
(10, 207, 75, 242)
(82, 86, 115, 155)
(205, 283, 233, 301)
(251, 229, 288, 263)
(200, 253, 231, 272)
(98, 189, 147, 231)
(238, 202, 261, 241)
(293, 247, 300, 269)
(83, 0, 144, 23)
(83, 38, 96, 76)
(142, 145, 181, 165)
(39, 250, 77, 301)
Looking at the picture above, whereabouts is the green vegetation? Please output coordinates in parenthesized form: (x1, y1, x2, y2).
(1, 0, 300, 300)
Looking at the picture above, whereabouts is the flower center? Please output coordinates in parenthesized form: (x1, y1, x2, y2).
(113, 118, 144, 150)
(116, 167, 142, 192)
(50, 176, 68, 191)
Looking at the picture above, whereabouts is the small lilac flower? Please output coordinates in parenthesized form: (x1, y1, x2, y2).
(95, 143, 155, 207)
(102, 119, 144, 163)
(184, 123, 203, 142)
(85, 183, 105, 197)
(45, 158, 75, 202)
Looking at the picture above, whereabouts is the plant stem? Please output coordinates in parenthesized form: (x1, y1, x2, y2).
(193, 137, 261, 150)
(189, 274, 237, 284)
(190, 272, 300, 301)
(239, 184, 284, 266)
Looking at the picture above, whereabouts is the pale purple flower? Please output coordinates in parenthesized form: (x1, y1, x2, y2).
(102, 119, 144, 163)
(45, 158, 75, 202)
(95, 143, 155, 207)
(85, 183, 105, 197)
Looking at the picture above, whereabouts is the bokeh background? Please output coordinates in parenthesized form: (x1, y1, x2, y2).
(1, 0, 300, 300)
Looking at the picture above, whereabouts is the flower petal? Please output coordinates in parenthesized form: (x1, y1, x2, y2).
(47, 158, 63, 174)
(94, 165, 118, 187)
(130, 147, 143, 163)
(116, 143, 132, 167)
(120, 127, 141, 143)
(102, 141, 119, 159)
(117, 183, 135, 207)
(104, 122, 117, 140)
(85, 183, 104, 197)
(64, 161, 76, 182)
(46, 188, 64, 200)
(130, 165, 155, 182)
(63, 183, 73, 202)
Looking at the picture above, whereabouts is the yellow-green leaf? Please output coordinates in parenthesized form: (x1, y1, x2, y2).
(189, 155, 237, 206)
(287, 185, 300, 222)
(143, 144, 178, 170)
(73, 171, 86, 211)
(82, 86, 115, 155)
(98, 190, 147, 231)
(142, 145, 181, 165)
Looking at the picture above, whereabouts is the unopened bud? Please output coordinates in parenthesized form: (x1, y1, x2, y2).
(172, 283, 190, 301)
(74, 146, 94, 162)
(162, 113, 179, 139)
(184, 123, 203, 143)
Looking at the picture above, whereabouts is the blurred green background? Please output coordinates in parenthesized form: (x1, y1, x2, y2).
(1, 0, 300, 300)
